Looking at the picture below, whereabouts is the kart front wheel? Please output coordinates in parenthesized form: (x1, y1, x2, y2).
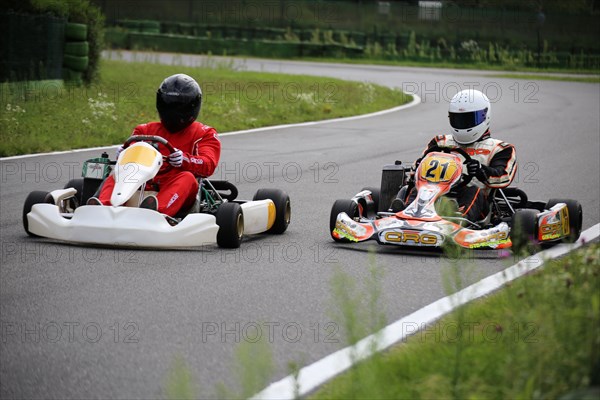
(546, 198, 583, 242)
(510, 208, 538, 253)
(361, 186, 380, 214)
(330, 199, 359, 242)
(23, 191, 54, 237)
(216, 202, 244, 248)
(361, 186, 380, 213)
(253, 188, 291, 234)
(64, 178, 84, 207)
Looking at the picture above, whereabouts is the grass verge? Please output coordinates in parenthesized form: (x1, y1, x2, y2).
(488, 74, 600, 83)
(312, 242, 600, 399)
(0, 59, 410, 157)
(298, 56, 600, 76)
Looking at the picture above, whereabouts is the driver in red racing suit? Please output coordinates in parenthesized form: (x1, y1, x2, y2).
(92, 74, 221, 218)
(396, 89, 517, 223)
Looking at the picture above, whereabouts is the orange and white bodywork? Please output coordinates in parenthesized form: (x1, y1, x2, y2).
(333, 151, 512, 250)
(397, 152, 462, 222)
(537, 202, 571, 242)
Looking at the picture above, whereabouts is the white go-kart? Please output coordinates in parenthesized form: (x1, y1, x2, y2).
(23, 135, 291, 248)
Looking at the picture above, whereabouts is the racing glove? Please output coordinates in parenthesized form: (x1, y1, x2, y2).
(465, 159, 489, 182)
(412, 156, 423, 170)
(115, 145, 124, 159)
(168, 148, 184, 168)
(408, 156, 423, 182)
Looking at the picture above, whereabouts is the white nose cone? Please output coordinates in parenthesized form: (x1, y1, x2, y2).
(111, 142, 163, 206)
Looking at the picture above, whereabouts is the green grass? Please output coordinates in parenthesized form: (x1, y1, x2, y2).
(297, 56, 600, 76)
(312, 242, 600, 400)
(164, 356, 197, 400)
(488, 73, 600, 83)
(0, 59, 411, 157)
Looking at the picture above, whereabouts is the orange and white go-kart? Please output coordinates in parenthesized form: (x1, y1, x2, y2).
(330, 146, 582, 252)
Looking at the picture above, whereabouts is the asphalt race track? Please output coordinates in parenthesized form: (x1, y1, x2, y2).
(1, 53, 599, 398)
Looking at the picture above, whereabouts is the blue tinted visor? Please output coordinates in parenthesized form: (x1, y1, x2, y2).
(449, 108, 488, 129)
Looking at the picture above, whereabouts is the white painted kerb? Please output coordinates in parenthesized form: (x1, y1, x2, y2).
(252, 223, 600, 400)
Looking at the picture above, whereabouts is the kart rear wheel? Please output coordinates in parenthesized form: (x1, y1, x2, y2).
(23, 191, 54, 237)
(330, 199, 359, 242)
(546, 198, 583, 242)
(216, 202, 244, 248)
(510, 208, 538, 254)
(253, 188, 291, 234)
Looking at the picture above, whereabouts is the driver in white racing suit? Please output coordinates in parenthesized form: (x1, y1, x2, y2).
(396, 89, 517, 223)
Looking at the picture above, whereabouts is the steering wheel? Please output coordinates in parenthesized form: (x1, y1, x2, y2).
(420, 145, 473, 189)
(123, 135, 177, 155)
(122, 135, 180, 173)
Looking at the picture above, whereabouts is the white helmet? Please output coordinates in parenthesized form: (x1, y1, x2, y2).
(448, 89, 491, 144)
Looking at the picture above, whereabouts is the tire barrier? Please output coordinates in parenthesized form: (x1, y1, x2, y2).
(65, 22, 87, 41)
(63, 22, 89, 83)
(64, 41, 89, 57)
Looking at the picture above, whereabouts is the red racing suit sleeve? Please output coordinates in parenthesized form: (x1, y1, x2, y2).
(130, 122, 221, 178)
(180, 126, 221, 177)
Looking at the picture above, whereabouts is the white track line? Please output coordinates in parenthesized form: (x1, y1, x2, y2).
(252, 223, 600, 400)
(0, 94, 420, 161)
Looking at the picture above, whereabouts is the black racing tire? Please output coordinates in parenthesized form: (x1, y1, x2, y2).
(546, 198, 583, 242)
(253, 188, 291, 234)
(216, 202, 244, 248)
(63, 178, 84, 206)
(64, 41, 89, 57)
(65, 23, 88, 41)
(361, 186, 380, 213)
(330, 199, 359, 242)
(63, 55, 89, 72)
(23, 191, 54, 237)
(510, 208, 539, 254)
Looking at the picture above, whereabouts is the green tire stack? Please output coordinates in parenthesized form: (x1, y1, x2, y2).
(63, 22, 88, 84)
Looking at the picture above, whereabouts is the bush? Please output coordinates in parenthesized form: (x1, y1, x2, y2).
(30, 0, 104, 84)
(105, 28, 129, 49)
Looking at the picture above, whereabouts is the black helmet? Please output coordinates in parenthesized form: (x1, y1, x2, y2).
(156, 74, 202, 133)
